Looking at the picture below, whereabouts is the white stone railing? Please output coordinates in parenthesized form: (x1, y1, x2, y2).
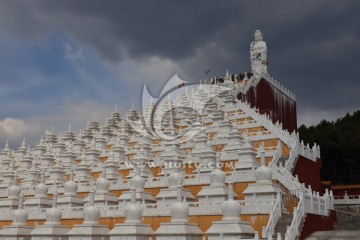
(228, 112, 249, 120)
(146, 169, 254, 186)
(0, 188, 9, 198)
(27, 207, 47, 220)
(143, 202, 171, 216)
(61, 206, 85, 218)
(272, 165, 302, 191)
(280, 186, 333, 240)
(284, 142, 298, 172)
(334, 193, 360, 205)
(236, 120, 262, 129)
(298, 141, 320, 162)
(145, 176, 167, 188)
(231, 169, 256, 183)
(236, 101, 297, 148)
(233, 73, 296, 102)
(269, 141, 282, 168)
(235, 100, 320, 164)
(0, 208, 12, 220)
(285, 198, 305, 240)
(109, 179, 124, 190)
(267, 139, 333, 240)
(248, 131, 276, 142)
(77, 182, 92, 192)
(189, 198, 276, 215)
(0, 198, 279, 221)
(184, 173, 210, 185)
(273, 164, 334, 216)
(303, 187, 334, 215)
(47, 184, 65, 194)
(263, 193, 282, 238)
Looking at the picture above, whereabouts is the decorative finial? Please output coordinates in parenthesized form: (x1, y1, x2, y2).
(260, 147, 266, 166)
(101, 164, 106, 178)
(18, 193, 24, 209)
(90, 177, 94, 191)
(52, 184, 58, 208)
(134, 163, 140, 176)
(216, 152, 220, 167)
(228, 181, 234, 200)
(176, 185, 182, 202)
(130, 187, 136, 204)
(89, 189, 95, 207)
(70, 167, 75, 181)
(40, 171, 45, 183)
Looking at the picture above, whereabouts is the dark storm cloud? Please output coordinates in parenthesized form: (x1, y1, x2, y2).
(0, 0, 359, 124)
(0, 1, 241, 61)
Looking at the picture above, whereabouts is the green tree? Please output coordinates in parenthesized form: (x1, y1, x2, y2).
(298, 110, 360, 185)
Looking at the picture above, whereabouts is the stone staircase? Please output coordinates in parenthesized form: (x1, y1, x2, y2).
(275, 212, 294, 238)
(278, 155, 288, 166)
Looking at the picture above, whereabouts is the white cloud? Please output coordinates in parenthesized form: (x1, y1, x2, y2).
(0, 98, 118, 148)
(0, 117, 29, 138)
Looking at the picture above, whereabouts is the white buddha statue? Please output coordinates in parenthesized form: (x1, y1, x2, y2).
(250, 30, 268, 76)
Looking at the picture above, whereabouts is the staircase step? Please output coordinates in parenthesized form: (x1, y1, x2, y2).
(275, 213, 293, 237)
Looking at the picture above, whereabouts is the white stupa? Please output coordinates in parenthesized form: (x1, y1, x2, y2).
(109, 188, 154, 239)
(30, 188, 70, 239)
(155, 186, 203, 239)
(0, 194, 34, 239)
(206, 181, 256, 239)
(67, 190, 110, 240)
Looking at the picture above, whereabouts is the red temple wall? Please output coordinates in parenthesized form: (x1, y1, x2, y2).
(300, 210, 336, 240)
(293, 156, 324, 193)
(237, 79, 297, 132)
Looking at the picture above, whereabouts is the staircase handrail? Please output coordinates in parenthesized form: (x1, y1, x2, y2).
(236, 101, 297, 149)
(270, 142, 302, 191)
(273, 164, 302, 191)
(235, 100, 320, 163)
(269, 141, 282, 168)
(263, 192, 282, 237)
(297, 141, 320, 162)
(303, 186, 334, 215)
(285, 197, 305, 240)
(284, 142, 298, 172)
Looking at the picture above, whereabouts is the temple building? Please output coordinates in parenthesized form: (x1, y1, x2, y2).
(0, 30, 336, 240)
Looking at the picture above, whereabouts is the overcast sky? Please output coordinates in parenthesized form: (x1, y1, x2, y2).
(0, 1, 359, 147)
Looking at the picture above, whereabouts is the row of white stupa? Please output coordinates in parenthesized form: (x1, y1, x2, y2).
(0, 81, 285, 239)
(0, 138, 279, 239)
(0, 179, 265, 239)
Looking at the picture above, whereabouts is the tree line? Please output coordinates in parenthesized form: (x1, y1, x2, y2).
(298, 110, 360, 185)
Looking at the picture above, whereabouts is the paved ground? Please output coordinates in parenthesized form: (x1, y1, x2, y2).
(306, 230, 360, 239)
